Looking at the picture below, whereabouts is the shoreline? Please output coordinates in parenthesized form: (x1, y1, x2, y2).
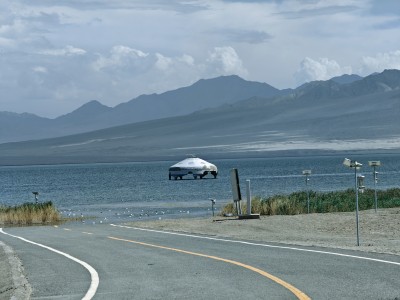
(125, 207, 400, 256)
(1, 149, 400, 167)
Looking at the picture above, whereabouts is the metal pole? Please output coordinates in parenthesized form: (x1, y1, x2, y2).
(355, 166, 360, 246)
(373, 166, 378, 213)
(246, 180, 251, 215)
(306, 175, 310, 214)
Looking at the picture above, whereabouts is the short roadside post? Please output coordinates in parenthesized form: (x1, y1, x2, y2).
(32, 192, 39, 204)
(209, 198, 216, 217)
(368, 161, 381, 213)
(302, 170, 311, 214)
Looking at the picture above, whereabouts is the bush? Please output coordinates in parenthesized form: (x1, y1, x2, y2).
(0, 201, 61, 225)
(221, 188, 400, 216)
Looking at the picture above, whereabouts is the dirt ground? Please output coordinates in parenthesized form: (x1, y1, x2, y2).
(126, 207, 400, 256)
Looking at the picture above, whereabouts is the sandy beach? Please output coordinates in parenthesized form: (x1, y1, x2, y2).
(126, 207, 400, 256)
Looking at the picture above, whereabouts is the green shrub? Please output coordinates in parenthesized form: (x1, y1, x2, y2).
(221, 188, 400, 216)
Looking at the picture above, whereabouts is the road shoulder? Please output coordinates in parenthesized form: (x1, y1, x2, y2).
(0, 241, 32, 300)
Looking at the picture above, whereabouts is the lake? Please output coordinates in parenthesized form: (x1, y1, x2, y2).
(1, 154, 399, 223)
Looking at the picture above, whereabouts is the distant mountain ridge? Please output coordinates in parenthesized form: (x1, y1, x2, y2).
(0, 70, 399, 147)
(0, 69, 399, 165)
(0, 75, 281, 143)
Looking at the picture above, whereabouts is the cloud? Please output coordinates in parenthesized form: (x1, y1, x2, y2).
(40, 45, 87, 56)
(33, 66, 48, 73)
(360, 50, 400, 75)
(92, 45, 149, 71)
(16, 0, 208, 13)
(2, 0, 400, 117)
(155, 53, 172, 71)
(207, 46, 248, 77)
(294, 57, 352, 84)
(219, 29, 272, 44)
(279, 5, 360, 19)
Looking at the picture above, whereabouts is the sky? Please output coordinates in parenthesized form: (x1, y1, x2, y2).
(1, 0, 400, 118)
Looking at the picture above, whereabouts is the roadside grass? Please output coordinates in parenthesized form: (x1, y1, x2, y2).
(0, 201, 61, 225)
(221, 188, 400, 216)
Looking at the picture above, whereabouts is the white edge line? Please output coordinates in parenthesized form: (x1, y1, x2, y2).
(110, 224, 400, 267)
(0, 228, 99, 300)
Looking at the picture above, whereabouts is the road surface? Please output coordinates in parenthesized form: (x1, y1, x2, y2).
(1, 222, 399, 299)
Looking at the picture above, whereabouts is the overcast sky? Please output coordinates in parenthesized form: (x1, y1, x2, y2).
(1, 0, 400, 118)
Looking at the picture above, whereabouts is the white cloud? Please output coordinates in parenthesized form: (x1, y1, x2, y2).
(360, 50, 400, 75)
(33, 66, 47, 73)
(0, 37, 15, 47)
(294, 57, 352, 84)
(40, 45, 87, 56)
(179, 54, 194, 66)
(207, 46, 248, 77)
(155, 53, 172, 71)
(92, 45, 149, 71)
(1, 0, 400, 117)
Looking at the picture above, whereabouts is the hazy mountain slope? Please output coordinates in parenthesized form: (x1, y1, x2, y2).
(82, 75, 282, 128)
(0, 112, 52, 142)
(0, 71, 398, 165)
(53, 100, 112, 132)
(330, 74, 363, 84)
(108, 76, 280, 121)
(0, 75, 282, 143)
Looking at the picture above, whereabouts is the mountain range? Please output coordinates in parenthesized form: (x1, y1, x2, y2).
(0, 69, 399, 165)
(0, 75, 281, 144)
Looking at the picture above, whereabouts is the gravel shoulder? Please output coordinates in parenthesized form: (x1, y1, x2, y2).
(0, 241, 31, 299)
(126, 207, 400, 256)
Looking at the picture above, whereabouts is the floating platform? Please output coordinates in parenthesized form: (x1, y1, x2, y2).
(169, 157, 218, 180)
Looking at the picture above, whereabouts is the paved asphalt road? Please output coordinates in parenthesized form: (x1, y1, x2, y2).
(1, 222, 400, 299)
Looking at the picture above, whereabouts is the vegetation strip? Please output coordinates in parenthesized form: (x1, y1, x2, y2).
(0, 202, 60, 225)
(109, 235, 311, 300)
(222, 188, 400, 216)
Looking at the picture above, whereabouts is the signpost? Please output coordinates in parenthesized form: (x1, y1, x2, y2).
(230, 169, 259, 219)
(230, 168, 242, 215)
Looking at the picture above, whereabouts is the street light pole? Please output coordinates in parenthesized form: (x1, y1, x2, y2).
(302, 170, 311, 214)
(343, 158, 362, 246)
(354, 166, 360, 247)
(369, 161, 381, 213)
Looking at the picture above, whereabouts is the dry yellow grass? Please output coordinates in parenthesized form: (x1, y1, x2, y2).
(0, 202, 61, 225)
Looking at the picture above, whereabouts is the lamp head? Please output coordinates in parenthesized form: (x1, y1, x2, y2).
(368, 161, 381, 167)
(343, 158, 352, 167)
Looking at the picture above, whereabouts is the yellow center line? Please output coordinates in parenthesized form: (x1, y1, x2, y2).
(108, 236, 311, 300)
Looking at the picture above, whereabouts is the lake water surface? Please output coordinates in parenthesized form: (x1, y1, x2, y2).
(1, 154, 399, 223)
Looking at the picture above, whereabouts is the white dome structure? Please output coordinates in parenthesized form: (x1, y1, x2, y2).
(169, 157, 218, 180)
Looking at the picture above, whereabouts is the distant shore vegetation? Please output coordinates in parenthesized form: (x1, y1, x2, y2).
(221, 188, 400, 216)
(0, 201, 61, 225)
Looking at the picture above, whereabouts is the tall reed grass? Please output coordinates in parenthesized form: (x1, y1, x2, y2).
(221, 188, 400, 216)
(0, 201, 61, 225)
